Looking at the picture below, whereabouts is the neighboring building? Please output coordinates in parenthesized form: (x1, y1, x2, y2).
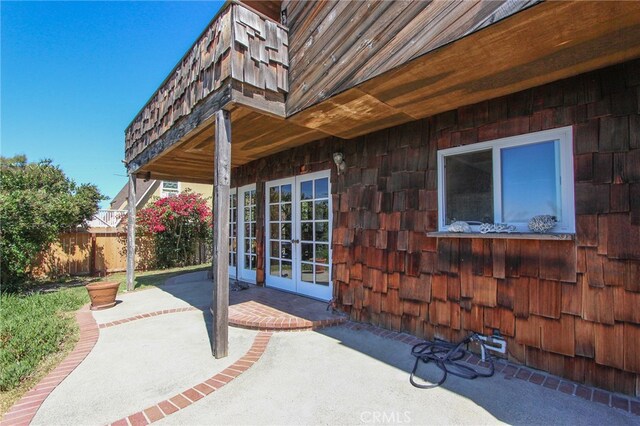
(122, 1, 640, 396)
(110, 179, 212, 211)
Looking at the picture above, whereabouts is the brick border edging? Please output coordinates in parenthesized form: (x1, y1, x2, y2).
(108, 331, 273, 426)
(1, 305, 99, 426)
(100, 304, 347, 333)
(98, 307, 202, 329)
(339, 321, 640, 417)
(228, 313, 346, 332)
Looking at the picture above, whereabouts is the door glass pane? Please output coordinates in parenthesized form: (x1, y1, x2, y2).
(270, 258, 279, 276)
(316, 244, 329, 263)
(315, 222, 328, 242)
(244, 255, 251, 270)
(301, 201, 313, 220)
(300, 181, 313, 200)
(281, 184, 292, 202)
(301, 243, 313, 261)
(501, 141, 560, 222)
(270, 205, 279, 221)
(301, 222, 313, 241)
(281, 261, 292, 278)
(270, 224, 279, 239)
(281, 203, 291, 221)
(445, 150, 493, 224)
(270, 242, 280, 258)
(301, 263, 313, 283)
(315, 264, 329, 286)
(281, 223, 291, 240)
(270, 187, 279, 203)
(281, 242, 292, 260)
(315, 201, 329, 220)
(315, 178, 329, 199)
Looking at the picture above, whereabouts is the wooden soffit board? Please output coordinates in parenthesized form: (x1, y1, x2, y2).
(135, 103, 329, 184)
(289, 0, 640, 138)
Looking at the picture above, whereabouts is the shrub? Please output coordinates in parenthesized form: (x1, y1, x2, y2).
(135, 191, 212, 269)
(0, 156, 105, 292)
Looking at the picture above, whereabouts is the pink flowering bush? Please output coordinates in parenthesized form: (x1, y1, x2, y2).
(136, 191, 212, 268)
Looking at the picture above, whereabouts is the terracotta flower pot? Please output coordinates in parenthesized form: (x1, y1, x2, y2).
(86, 281, 120, 310)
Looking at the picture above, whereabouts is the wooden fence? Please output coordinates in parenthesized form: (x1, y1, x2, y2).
(33, 231, 210, 277)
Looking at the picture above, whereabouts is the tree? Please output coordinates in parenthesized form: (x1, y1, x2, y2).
(0, 156, 105, 291)
(136, 191, 212, 269)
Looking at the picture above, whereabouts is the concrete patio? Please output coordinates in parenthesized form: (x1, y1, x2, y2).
(5, 274, 639, 425)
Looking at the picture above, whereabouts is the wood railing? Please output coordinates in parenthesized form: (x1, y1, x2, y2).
(88, 209, 127, 228)
(125, 1, 289, 165)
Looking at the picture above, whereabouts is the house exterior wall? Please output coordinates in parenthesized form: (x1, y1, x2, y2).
(112, 181, 213, 211)
(231, 60, 640, 396)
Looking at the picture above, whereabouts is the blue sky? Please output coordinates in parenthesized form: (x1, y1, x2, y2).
(2, 1, 224, 207)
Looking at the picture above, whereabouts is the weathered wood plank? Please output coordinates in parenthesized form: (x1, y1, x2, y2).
(126, 174, 136, 291)
(211, 109, 231, 359)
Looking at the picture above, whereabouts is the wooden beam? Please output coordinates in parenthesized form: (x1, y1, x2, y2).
(211, 109, 231, 358)
(126, 174, 137, 291)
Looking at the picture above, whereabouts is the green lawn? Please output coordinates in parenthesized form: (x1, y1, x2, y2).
(0, 264, 208, 414)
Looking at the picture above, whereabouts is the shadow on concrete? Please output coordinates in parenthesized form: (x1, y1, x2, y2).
(313, 325, 638, 425)
(138, 271, 637, 425)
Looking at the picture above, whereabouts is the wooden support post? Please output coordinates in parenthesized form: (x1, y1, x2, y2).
(212, 109, 231, 358)
(126, 174, 137, 291)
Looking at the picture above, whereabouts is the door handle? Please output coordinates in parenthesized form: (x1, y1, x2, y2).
(292, 239, 300, 244)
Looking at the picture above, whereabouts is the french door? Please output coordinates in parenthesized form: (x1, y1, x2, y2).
(265, 170, 332, 300)
(229, 184, 257, 283)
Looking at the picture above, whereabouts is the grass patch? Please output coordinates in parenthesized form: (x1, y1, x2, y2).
(109, 263, 209, 292)
(0, 263, 209, 415)
(0, 287, 88, 413)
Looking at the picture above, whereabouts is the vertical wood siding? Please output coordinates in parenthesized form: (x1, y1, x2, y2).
(282, 0, 539, 115)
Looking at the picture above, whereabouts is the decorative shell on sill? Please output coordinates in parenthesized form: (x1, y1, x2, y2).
(479, 223, 516, 234)
(528, 215, 557, 233)
(448, 221, 471, 233)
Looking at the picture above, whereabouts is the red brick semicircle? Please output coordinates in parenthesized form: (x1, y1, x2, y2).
(227, 301, 347, 331)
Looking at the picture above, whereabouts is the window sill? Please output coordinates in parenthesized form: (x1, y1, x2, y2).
(426, 232, 575, 241)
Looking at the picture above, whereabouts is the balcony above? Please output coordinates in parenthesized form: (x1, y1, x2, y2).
(124, 0, 640, 184)
(125, 1, 289, 169)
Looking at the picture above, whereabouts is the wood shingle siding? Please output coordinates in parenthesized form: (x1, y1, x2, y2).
(125, 2, 289, 166)
(229, 60, 640, 396)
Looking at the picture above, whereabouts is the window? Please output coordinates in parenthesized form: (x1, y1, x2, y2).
(437, 126, 575, 233)
(161, 181, 179, 198)
(229, 192, 237, 268)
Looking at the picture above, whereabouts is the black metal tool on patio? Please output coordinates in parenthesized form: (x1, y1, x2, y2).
(409, 333, 494, 389)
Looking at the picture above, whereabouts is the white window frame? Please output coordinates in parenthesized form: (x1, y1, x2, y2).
(437, 126, 575, 233)
(161, 181, 180, 198)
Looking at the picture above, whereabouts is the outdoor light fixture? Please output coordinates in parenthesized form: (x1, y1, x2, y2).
(333, 152, 346, 175)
